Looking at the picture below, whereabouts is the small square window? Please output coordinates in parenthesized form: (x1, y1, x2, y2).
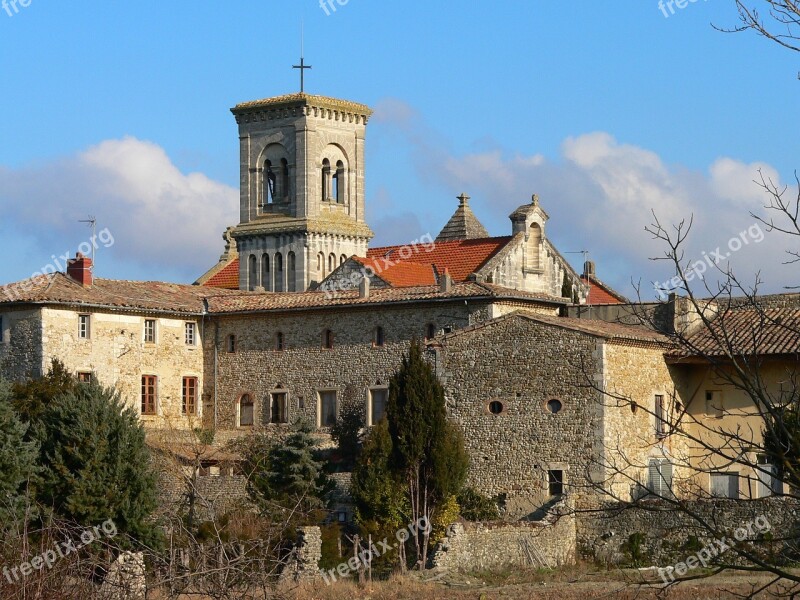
(185, 322, 196, 346)
(77, 372, 92, 383)
(78, 314, 90, 339)
(144, 319, 156, 344)
(548, 470, 564, 496)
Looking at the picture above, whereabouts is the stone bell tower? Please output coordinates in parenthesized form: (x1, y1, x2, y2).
(230, 93, 375, 291)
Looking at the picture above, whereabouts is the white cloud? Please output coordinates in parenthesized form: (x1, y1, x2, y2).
(374, 99, 798, 297)
(0, 137, 237, 281)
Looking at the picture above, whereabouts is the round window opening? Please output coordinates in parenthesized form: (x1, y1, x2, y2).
(488, 401, 504, 415)
(546, 399, 563, 414)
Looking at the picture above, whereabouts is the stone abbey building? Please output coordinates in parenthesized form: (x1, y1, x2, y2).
(0, 90, 797, 526)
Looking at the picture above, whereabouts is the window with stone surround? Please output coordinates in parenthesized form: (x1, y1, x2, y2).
(262, 253, 271, 291)
(78, 314, 90, 339)
(548, 469, 564, 496)
(318, 390, 337, 427)
(144, 319, 156, 344)
(141, 375, 157, 415)
(322, 329, 334, 350)
(226, 334, 236, 353)
(374, 326, 385, 348)
(275, 252, 284, 292)
(182, 377, 198, 415)
(368, 387, 388, 426)
(239, 394, 254, 427)
(185, 322, 196, 346)
(270, 391, 288, 424)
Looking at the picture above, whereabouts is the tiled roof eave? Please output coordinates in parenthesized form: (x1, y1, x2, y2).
(9, 299, 206, 317)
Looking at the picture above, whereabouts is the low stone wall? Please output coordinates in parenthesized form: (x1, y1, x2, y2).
(280, 526, 323, 582)
(577, 497, 799, 567)
(431, 502, 575, 571)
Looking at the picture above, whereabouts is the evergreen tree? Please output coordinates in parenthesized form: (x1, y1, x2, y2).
(245, 418, 330, 521)
(11, 359, 77, 426)
(36, 381, 160, 548)
(0, 379, 39, 531)
(330, 399, 365, 468)
(386, 340, 469, 568)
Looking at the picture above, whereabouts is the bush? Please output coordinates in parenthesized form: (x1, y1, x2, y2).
(457, 487, 500, 521)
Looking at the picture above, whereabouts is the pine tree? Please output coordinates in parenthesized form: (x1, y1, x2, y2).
(36, 380, 160, 548)
(386, 340, 468, 568)
(0, 379, 39, 532)
(245, 418, 330, 522)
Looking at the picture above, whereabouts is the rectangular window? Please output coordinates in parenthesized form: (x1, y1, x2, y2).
(144, 319, 156, 344)
(141, 375, 157, 415)
(182, 377, 198, 415)
(705, 391, 723, 418)
(654, 394, 666, 438)
(548, 469, 564, 496)
(710, 472, 739, 499)
(239, 394, 254, 427)
(270, 392, 288, 424)
(369, 388, 388, 426)
(647, 459, 673, 497)
(77, 372, 92, 383)
(79, 314, 90, 339)
(757, 455, 781, 497)
(319, 391, 337, 427)
(185, 322, 196, 346)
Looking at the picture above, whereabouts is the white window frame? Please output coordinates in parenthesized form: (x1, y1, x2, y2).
(647, 458, 674, 498)
(78, 314, 91, 340)
(143, 319, 157, 344)
(367, 386, 389, 426)
(185, 322, 197, 346)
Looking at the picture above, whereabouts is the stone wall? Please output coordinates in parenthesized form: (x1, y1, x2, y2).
(431, 502, 576, 570)
(204, 301, 490, 432)
(0, 307, 43, 381)
(40, 307, 204, 429)
(577, 497, 798, 567)
(431, 312, 604, 515)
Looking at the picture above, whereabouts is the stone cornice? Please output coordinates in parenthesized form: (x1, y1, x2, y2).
(231, 93, 373, 125)
(231, 215, 374, 240)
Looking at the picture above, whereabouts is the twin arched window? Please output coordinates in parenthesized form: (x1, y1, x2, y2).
(263, 158, 289, 206)
(322, 158, 346, 203)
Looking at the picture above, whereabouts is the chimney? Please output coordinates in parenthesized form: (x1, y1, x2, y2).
(583, 260, 596, 279)
(359, 276, 370, 298)
(67, 253, 93, 287)
(440, 268, 453, 293)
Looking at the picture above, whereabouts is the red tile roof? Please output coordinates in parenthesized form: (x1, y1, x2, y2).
(204, 260, 240, 290)
(581, 276, 627, 305)
(352, 256, 437, 287)
(366, 236, 511, 284)
(669, 308, 800, 359)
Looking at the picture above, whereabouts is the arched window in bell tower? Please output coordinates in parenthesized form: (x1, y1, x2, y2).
(280, 158, 289, 201)
(335, 160, 345, 204)
(274, 252, 284, 292)
(264, 160, 276, 206)
(287, 252, 296, 292)
(262, 253, 271, 292)
(248, 255, 258, 291)
(322, 159, 331, 201)
(317, 252, 325, 278)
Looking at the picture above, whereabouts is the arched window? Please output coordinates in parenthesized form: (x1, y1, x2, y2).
(340, 254, 347, 266)
(248, 255, 258, 291)
(374, 326, 385, 348)
(280, 158, 289, 201)
(317, 252, 325, 278)
(322, 329, 334, 349)
(322, 158, 331, 201)
(527, 223, 542, 270)
(264, 160, 275, 205)
(334, 160, 345, 203)
(261, 253, 271, 292)
(226, 334, 236, 353)
(239, 394, 254, 427)
(275, 331, 285, 351)
(274, 252, 284, 292)
(328, 253, 336, 273)
(287, 252, 296, 292)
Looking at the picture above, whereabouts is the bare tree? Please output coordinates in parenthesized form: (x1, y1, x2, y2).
(717, 1, 800, 54)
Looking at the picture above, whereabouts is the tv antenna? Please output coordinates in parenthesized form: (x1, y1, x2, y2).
(78, 216, 97, 270)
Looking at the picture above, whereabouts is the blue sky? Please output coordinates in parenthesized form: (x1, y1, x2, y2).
(0, 1, 797, 298)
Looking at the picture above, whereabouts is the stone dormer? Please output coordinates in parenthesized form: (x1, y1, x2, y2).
(435, 193, 490, 242)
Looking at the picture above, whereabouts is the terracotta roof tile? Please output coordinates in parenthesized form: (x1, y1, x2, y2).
(352, 256, 437, 287)
(670, 308, 800, 358)
(582, 276, 627, 305)
(204, 260, 240, 290)
(366, 236, 511, 284)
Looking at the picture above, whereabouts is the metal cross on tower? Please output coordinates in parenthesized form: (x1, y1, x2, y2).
(293, 56, 312, 93)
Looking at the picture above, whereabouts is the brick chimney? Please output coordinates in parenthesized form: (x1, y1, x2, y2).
(67, 253, 93, 287)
